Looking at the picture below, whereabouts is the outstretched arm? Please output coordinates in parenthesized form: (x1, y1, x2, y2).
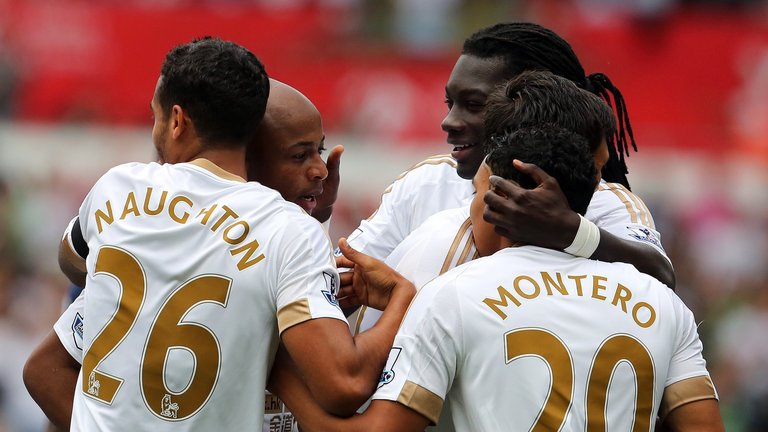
(280, 238, 415, 417)
(312, 144, 343, 224)
(24, 330, 80, 431)
(483, 160, 675, 289)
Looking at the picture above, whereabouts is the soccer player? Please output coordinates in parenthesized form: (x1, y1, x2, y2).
(353, 70, 619, 338)
(24, 38, 414, 431)
(273, 126, 724, 431)
(344, 22, 675, 289)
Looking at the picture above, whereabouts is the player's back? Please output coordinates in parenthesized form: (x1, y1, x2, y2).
(403, 246, 712, 431)
(72, 161, 336, 431)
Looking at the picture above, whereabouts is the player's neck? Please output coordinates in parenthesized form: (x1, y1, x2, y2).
(194, 146, 248, 180)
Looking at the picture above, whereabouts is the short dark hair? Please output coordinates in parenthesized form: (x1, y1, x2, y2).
(463, 22, 636, 189)
(484, 70, 616, 154)
(486, 125, 597, 215)
(157, 36, 270, 148)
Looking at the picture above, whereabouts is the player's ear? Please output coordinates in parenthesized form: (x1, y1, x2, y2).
(170, 104, 187, 140)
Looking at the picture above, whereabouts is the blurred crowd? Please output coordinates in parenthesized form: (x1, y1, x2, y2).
(1, 0, 767, 431)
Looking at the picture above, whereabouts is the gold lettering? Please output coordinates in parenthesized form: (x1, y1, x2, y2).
(223, 221, 250, 245)
(95, 201, 114, 234)
(612, 283, 632, 313)
(197, 204, 218, 225)
(210, 205, 239, 232)
(120, 192, 140, 220)
(568, 275, 587, 296)
(143, 187, 167, 216)
(169, 196, 193, 224)
(632, 302, 656, 328)
(542, 272, 568, 296)
(231, 239, 265, 271)
(482, 286, 521, 320)
(514, 275, 540, 300)
(591, 275, 608, 300)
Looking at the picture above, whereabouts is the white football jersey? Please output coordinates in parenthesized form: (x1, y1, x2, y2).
(373, 246, 715, 430)
(346, 155, 668, 263)
(68, 159, 345, 431)
(352, 205, 476, 336)
(346, 155, 474, 260)
(587, 180, 668, 260)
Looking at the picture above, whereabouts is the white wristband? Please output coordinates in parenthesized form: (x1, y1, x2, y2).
(563, 215, 600, 258)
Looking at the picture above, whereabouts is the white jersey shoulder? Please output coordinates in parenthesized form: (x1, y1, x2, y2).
(346, 155, 474, 260)
(587, 179, 668, 258)
(70, 160, 344, 431)
(373, 246, 715, 430)
(353, 205, 475, 336)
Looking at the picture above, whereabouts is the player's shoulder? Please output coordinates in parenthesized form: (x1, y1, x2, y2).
(588, 180, 656, 224)
(392, 154, 462, 184)
(417, 205, 471, 231)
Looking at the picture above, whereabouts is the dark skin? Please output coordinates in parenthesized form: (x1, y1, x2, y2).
(442, 55, 675, 289)
(483, 160, 676, 289)
(23, 330, 80, 431)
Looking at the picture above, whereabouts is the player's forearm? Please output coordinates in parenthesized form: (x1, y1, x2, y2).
(662, 399, 724, 432)
(23, 331, 80, 431)
(590, 229, 676, 289)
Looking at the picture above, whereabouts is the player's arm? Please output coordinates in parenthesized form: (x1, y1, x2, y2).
(270, 345, 429, 432)
(661, 399, 724, 431)
(483, 160, 675, 288)
(58, 216, 88, 288)
(23, 330, 80, 431)
(280, 239, 415, 417)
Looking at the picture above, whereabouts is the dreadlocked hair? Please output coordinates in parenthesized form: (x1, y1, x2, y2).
(463, 22, 637, 189)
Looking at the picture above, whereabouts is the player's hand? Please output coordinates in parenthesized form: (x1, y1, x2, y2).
(483, 159, 580, 250)
(335, 237, 411, 310)
(312, 145, 344, 224)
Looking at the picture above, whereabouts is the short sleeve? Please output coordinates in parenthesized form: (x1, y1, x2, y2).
(53, 291, 86, 364)
(586, 182, 669, 260)
(275, 213, 347, 334)
(372, 275, 462, 424)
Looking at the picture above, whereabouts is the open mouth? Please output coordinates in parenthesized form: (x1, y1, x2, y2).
(296, 193, 319, 213)
(451, 143, 476, 160)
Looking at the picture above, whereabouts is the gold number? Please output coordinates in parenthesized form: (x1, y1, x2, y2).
(505, 329, 572, 431)
(586, 335, 654, 431)
(83, 246, 146, 404)
(141, 275, 231, 420)
(82, 246, 231, 421)
(504, 329, 655, 431)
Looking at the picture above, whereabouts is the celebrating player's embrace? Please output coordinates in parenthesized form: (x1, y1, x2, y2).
(24, 22, 723, 432)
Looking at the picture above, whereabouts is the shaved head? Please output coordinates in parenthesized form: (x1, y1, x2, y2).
(247, 79, 327, 214)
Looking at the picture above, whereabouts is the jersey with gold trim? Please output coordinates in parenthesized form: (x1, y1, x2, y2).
(346, 155, 474, 260)
(373, 246, 715, 430)
(587, 179, 668, 260)
(353, 205, 475, 337)
(68, 160, 344, 431)
(346, 156, 668, 264)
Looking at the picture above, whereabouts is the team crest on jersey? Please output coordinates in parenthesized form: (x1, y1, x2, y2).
(322, 271, 339, 307)
(72, 313, 84, 351)
(378, 347, 402, 388)
(627, 226, 663, 250)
